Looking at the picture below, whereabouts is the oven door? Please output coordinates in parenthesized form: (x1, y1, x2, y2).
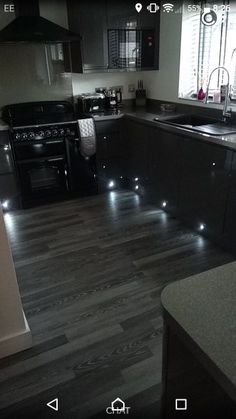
(14, 139, 65, 160)
(17, 156, 68, 198)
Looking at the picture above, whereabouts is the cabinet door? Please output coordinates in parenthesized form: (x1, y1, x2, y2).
(67, 0, 108, 72)
(178, 139, 232, 237)
(107, 0, 159, 28)
(124, 119, 149, 185)
(107, 1, 159, 70)
(95, 120, 124, 181)
(147, 128, 181, 213)
(0, 131, 14, 174)
(0, 174, 18, 203)
(63, 41, 82, 73)
(223, 152, 236, 245)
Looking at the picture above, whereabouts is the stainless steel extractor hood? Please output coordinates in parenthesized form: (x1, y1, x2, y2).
(0, 0, 80, 43)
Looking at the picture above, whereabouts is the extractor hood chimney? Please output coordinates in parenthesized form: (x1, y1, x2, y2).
(0, 0, 80, 43)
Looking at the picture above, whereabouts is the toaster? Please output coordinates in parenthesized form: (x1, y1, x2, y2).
(78, 93, 106, 114)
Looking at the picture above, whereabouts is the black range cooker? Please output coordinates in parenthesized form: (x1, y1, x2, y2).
(2, 101, 97, 207)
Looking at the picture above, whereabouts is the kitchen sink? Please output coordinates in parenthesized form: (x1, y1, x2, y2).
(159, 114, 217, 127)
(155, 114, 236, 136)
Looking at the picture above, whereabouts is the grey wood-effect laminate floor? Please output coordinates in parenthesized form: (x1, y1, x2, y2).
(0, 191, 234, 419)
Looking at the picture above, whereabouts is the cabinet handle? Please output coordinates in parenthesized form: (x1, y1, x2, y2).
(47, 157, 64, 162)
(45, 140, 63, 145)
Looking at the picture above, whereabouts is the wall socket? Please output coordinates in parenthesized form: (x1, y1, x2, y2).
(95, 87, 106, 92)
(109, 85, 124, 92)
(128, 84, 135, 93)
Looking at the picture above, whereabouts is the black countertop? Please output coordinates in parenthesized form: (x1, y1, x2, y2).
(2, 104, 236, 152)
(161, 261, 236, 403)
(93, 107, 236, 152)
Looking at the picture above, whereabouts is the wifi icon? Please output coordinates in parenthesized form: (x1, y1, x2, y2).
(163, 3, 174, 13)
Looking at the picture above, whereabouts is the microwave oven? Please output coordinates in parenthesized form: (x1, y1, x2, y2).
(108, 29, 156, 70)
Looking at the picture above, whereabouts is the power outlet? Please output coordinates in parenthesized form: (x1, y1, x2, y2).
(109, 85, 124, 92)
(128, 84, 135, 93)
(95, 87, 106, 92)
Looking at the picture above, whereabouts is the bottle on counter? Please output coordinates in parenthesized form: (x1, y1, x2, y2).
(197, 87, 205, 100)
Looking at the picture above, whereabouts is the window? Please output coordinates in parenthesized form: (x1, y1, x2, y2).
(179, 1, 236, 101)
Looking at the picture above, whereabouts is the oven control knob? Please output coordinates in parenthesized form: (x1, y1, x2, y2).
(14, 132, 21, 141)
(59, 128, 65, 136)
(52, 129, 58, 137)
(45, 130, 52, 137)
(22, 132, 28, 140)
(38, 131, 45, 138)
(28, 132, 35, 139)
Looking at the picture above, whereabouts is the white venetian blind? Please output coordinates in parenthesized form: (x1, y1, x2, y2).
(179, 1, 236, 100)
(179, 6, 200, 98)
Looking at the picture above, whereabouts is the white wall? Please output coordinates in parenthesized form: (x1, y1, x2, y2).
(0, 0, 73, 109)
(72, 71, 152, 100)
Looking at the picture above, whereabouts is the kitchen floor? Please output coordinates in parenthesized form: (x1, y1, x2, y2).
(0, 191, 234, 419)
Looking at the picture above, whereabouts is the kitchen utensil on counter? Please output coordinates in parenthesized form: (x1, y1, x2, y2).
(116, 88, 122, 106)
(136, 80, 146, 107)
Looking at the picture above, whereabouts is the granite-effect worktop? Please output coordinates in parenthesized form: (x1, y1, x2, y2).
(93, 107, 236, 152)
(161, 261, 236, 404)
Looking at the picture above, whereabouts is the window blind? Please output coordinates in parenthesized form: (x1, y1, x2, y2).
(179, 1, 236, 100)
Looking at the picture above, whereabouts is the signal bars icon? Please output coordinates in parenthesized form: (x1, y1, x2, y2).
(163, 3, 174, 13)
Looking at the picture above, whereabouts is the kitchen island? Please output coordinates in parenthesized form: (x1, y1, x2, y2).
(161, 261, 236, 418)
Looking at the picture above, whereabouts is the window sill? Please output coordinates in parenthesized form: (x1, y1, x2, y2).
(178, 96, 236, 110)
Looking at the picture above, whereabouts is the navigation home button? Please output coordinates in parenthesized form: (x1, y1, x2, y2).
(46, 398, 59, 412)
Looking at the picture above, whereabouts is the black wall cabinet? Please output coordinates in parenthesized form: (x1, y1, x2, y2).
(66, 0, 160, 73)
(67, 0, 108, 73)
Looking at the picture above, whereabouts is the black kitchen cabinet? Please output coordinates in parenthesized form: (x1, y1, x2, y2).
(67, 0, 108, 73)
(95, 119, 125, 188)
(0, 131, 14, 174)
(63, 41, 82, 73)
(0, 131, 18, 207)
(123, 118, 149, 192)
(223, 152, 236, 246)
(106, 0, 160, 29)
(147, 128, 181, 213)
(107, 0, 159, 70)
(66, 0, 159, 72)
(178, 138, 232, 238)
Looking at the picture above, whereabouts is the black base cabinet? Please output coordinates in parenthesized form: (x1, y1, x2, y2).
(95, 119, 126, 190)
(178, 138, 233, 238)
(123, 118, 149, 192)
(147, 128, 181, 214)
(0, 131, 19, 209)
(95, 115, 236, 251)
(123, 122, 180, 214)
(223, 153, 236, 246)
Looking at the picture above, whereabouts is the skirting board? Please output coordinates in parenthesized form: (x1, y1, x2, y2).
(0, 311, 32, 359)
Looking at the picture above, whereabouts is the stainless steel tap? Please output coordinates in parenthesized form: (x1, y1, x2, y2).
(204, 66, 231, 122)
